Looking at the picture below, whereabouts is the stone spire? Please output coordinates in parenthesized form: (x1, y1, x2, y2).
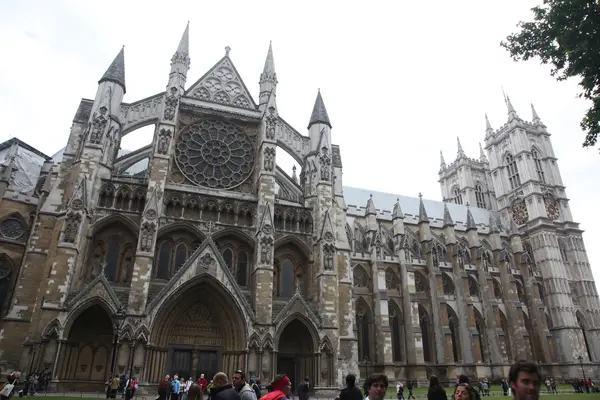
(171, 22, 190, 66)
(485, 114, 494, 135)
(392, 198, 404, 220)
(505, 94, 519, 121)
(479, 142, 487, 163)
(531, 103, 542, 124)
(440, 150, 446, 169)
(418, 193, 428, 223)
(365, 194, 377, 215)
(308, 89, 331, 129)
(291, 165, 297, 183)
(443, 202, 454, 227)
(466, 204, 476, 231)
(456, 136, 465, 158)
(99, 47, 126, 93)
(261, 41, 276, 82)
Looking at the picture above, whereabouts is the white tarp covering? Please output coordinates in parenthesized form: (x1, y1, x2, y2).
(0, 146, 45, 195)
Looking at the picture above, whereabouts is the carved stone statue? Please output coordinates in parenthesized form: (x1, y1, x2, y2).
(63, 212, 82, 243)
(260, 236, 273, 263)
(157, 129, 172, 155)
(89, 107, 109, 144)
(164, 87, 179, 121)
(264, 147, 275, 172)
(140, 222, 156, 252)
(319, 147, 331, 181)
(265, 107, 277, 140)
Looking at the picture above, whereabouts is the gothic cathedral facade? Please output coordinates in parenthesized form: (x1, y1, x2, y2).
(0, 24, 598, 390)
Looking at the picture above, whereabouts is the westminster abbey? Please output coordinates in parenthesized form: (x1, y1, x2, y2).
(0, 23, 598, 392)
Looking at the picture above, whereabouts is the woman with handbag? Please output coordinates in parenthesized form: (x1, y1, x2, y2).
(0, 372, 19, 400)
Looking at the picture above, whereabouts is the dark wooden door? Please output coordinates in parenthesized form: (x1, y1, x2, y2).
(197, 351, 218, 381)
(278, 357, 297, 393)
(171, 350, 192, 379)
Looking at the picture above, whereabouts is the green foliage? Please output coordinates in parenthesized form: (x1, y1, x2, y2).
(500, 0, 600, 148)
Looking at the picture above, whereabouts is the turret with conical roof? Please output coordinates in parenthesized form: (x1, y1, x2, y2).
(167, 22, 190, 95)
(466, 204, 480, 248)
(308, 89, 331, 129)
(392, 197, 405, 238)
(99, 47, 126, 93)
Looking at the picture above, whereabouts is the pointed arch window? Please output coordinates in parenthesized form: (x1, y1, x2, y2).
(453, 187, 463, 205)
(236, 251, 248, 286)
(222, 248, 234, 272)
(356, 302, 371, 361)
(389, 306, 404, 362)
(174, 243, 188, 273)
(506, 154, 521, 189)
(475, 183, 486, 208)
(532, 149, 545, 183)
(156, 241, 172, 279)
(280, 258, 294, 298)
(104, 236, 121, 282)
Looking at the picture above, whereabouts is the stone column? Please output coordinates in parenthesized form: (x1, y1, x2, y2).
(498, 251, 527, 360)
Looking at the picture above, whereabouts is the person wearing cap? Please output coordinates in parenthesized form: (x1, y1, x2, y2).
(259, 375, 291, 400)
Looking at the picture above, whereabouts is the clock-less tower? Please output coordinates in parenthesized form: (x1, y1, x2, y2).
(483, 97, 600, 374)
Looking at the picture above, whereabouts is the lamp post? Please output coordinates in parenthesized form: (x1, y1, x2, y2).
(577, 355, 586, 381)
(109, 306, 127, 379)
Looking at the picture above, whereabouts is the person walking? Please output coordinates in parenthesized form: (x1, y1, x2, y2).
(232, 370, 257, 400)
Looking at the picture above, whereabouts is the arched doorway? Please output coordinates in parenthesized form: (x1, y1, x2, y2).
(148, 278, 247, 383)
(60, 304, 114, 383)
(277, 319, 315, 392)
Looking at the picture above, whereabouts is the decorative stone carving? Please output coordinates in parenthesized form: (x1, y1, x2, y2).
(174, 119, 255, 189)
(323, 243, 335, 271)
(512, 199, 529, 225)
(319, 146, 331, 181)
(157, 128, 172, 155)
(260, 236, 273, 264)
(385, 269, 397, 290)
(0, 218, 25, 240)
(164, 87, 179, 121)
(457, 251, 464, 270)
(432, 247, 439, 267)
(190, 58, 254, 109)
(482, 251, 491, 272)
(89, 107, 108, 144)
(63, 212, 82, 243)
(140, 222, 156, 252)
(264, 147, 275, 172)
(265, 106, 277, 140)
(200, 253, 215, 269)
(544, 193, 560, 220)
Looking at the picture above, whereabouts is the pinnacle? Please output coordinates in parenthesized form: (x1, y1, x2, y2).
(392, 198, 404, 220)
(466, 207, 476, 231)
(308, 90, 331, 129)
(443, 203, 454, 227)
(485, 114, 493, 132)
(456, 136, 465, 158)
(418, 194, 429, 223)
(99, 47, 126, 93)
(531, 103, 541, 122)
(365, 194, 377, 215)
(263, 41, 275, 75)
(440, 150, 446, 167)
(177, 22, 190, 55)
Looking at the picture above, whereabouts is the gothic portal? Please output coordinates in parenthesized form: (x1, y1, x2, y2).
(0, 22, 599, 391)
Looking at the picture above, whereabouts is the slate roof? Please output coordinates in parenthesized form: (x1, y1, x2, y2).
(343, 186, 493, 227)
(99, 47, 126, 92)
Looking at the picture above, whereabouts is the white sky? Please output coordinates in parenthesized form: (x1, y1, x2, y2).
(1, 0, 598, 293)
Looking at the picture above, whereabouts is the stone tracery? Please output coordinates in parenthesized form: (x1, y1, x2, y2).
(174, 119, 255, 189)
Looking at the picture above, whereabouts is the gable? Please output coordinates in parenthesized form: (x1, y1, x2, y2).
(185, 56, 257, 110)
(273, 291, 321, 328)
(66, 273, 122, 312)
(146, 236, 255, 324)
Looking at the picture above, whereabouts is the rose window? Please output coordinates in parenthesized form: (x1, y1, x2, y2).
(174, 119, 255, 189)
(0, 218, 24, 240)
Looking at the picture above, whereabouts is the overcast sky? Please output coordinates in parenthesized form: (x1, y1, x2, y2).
(1, 0, 598, 293)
